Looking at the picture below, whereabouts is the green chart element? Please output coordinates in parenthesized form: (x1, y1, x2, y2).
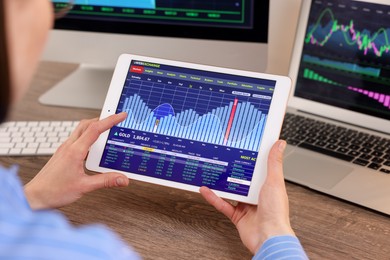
(303, 68, 342, 86)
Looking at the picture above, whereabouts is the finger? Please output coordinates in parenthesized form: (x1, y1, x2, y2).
(74, 112, 127, 155)
(265, 140, 286, 186)
(67, 118, 99, 143)
(82, 172, 130, 194)
(199, 186, 235, 220)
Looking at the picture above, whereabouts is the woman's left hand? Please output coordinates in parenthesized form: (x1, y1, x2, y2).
(24, 112, 130, 210)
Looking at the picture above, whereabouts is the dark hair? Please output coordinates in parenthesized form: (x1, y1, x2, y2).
(0, 0, 11, 123)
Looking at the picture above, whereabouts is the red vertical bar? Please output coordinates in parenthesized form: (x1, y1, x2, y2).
(223, 98, 238, 145)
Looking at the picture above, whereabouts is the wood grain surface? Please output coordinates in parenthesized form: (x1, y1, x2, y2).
(1, 61, 389, 260)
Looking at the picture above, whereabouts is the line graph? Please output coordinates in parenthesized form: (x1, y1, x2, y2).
(116, 76, 271, 152)
(305, 8, 390, 57)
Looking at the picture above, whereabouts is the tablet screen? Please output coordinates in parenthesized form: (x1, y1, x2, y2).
(99, 60, 276, 196)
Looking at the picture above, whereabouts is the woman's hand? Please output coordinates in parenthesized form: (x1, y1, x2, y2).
(24, 112, 130, 210)
(200, 140, 295, 255)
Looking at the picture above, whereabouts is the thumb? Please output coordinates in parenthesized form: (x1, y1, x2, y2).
(82, 172, 130, 193)
(265, 140, 286, 186)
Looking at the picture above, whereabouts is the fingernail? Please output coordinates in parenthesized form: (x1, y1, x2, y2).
(116, 177, 125, 186)
(278, 140, 287, 152)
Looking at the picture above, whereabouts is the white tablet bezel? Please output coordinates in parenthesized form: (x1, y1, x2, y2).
(86, 54, 291, 204)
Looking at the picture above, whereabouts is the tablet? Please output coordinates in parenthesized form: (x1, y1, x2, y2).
(86, 54, 291, 204)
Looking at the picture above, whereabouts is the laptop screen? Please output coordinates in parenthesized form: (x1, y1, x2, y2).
(294, 0, 390, 121)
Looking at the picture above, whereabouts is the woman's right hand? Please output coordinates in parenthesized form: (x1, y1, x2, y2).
(200, 140, 295, 254)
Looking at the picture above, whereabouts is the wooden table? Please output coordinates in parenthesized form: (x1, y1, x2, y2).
(1, 61, 389, 259)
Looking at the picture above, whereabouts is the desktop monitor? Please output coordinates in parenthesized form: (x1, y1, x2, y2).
(40, 0, 270, 109)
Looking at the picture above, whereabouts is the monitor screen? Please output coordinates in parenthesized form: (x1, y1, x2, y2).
(294, 0, 390, 120)
(52, 0, 268, 43)
(41, 1, 269, 110)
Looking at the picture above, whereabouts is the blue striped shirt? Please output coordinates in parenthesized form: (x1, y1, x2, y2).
(253, 235, 308, 260)
(0, 165, 140, 260)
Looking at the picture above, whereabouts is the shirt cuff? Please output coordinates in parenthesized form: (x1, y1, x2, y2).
(253, 235, 308, 260)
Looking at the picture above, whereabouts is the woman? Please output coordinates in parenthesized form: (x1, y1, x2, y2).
(0, 0, 307, 259)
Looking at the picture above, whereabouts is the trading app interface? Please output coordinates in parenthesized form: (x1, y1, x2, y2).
(99, 60, 276, 196)
(52, 0, 254, 29)
(296, 0, 390, 120)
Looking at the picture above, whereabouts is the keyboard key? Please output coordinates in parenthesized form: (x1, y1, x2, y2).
(338, 141, 349, 147)
(326, 144, 338, 150)
(11, 137, 23, 143)
(348, 151, 360, 157)
(353, 158, 369, 166)
(48, 137, 59, 143)
(9, 148, 21, 155)
(286, 139, 300, 146)
(368, 163, 381, 170)
(0, 132, 11, 137)
(47, 132, 58, 137)
(15, 143, 27, 148)
(380, 168, 390, 174)
(0, 143, 14, 149)
(360, 147, 372, 154)
(19, 127, 31, 132)
(371, 157, 384, 164)
(0, 148, 9, 155)
(37, 148, 57, 155)
(24, 137, 35, 143)
(0, 137, 12, 143)
(40, 143, 51, 148)
(58, 132, 70, 137)
(23, 132, 34, 138)
(349, 144, 360, 150)
(316, 141, 327, 147)
(31, 126, 42, 132)
(35, 132, 46, 137)
(36, 137, 47, 143)
(371, 151, 383, 157)
(27, 143, 39, 148)
(21, 148, 37, 155)
(337, 147, 349, 154)
(359, 154, 372, 160)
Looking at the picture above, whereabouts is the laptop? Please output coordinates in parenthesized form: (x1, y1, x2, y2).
(283, 0, 390, 215)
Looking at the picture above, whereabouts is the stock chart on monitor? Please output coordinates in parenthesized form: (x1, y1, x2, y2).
(52, 0, 253, 28)
(295, 0, 390, 120)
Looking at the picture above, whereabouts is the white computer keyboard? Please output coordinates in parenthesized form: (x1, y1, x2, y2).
(0, 121, 79, 156)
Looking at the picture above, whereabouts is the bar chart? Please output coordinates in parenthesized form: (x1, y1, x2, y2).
(117, 81, 270, 152)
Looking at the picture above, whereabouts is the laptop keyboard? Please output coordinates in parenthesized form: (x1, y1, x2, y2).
(281, 113, 390, 174)
(0, 121, 79, 156)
